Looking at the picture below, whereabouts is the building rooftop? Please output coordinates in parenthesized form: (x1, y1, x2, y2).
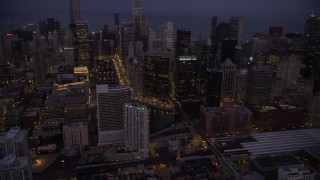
(255, 155, 300, 168)
(125, 102, 147, 110)
(22, 110, 38, 118)
(0, 155, 19, 166)
(222, 128, 320, 156)
(6, 127, 20, 139)
(61, 146, 79, 157)
(279, 164, 311, 173)
(302, 146, 320, 161)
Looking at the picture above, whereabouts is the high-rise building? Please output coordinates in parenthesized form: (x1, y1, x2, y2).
(144, 54, 170, 101)
(205, 69, 222, 107)
(175, 56, 197, 102)
(114, 13, 120, 26)
(302, 36, 320, 94)
(220, 59, 237, 100)
(47, 18, 55, 33)
(0, 127, 29, 159)
(0, 155, 32, 180)
(176, 29, 191, 58)
(229, 16, 243, 46)
(161, 21, 174, 50)
(307, 94, 320, 127)
(96, 85, 131, 145)
(237, 69, 247, 100)
(44, 94, 65, 119)
(70, 0, 81, 24)
(246, 63, 273, 105)
(278, 164, 315, 180)
(121, 22, 134, 59)
(124, 103, 149, 158)
(304, 13, 320, 37)
(95, 56, 119, 85)
(63, 122, 89, 149)
(210, 16, 218, 46)
(39, 20, 47, 35)
(271, 54, 301, 97)
(54, 20, 61, 33)
(216, 22, 230, 43)
(133, 0, 142, 40)
(74, 21, 90, 66)
(0, 37, 4, 63)
(147, 28, 157, 51)
(221, 38, 237, 61)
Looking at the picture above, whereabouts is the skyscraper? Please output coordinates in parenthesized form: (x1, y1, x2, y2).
(124, 103, 149, 158)
(70, 0, 81, 24)
(96, 85, 131, 145)
(121, 22, 134, 59)
(47, 18, 55, 33)
(114, 13, 120, 27)
(175, 56, 197, 102)
(220, 58, 238, 100)
(133, 0, 142, 40)
(144, 54, 170, 101)
(304, 13, 320, 37)
(95, 56, 119, 85)
(74, 21, 90, 66)
(161, 21, 174, 50)
(39, 20, 47, 35)
(176, 29, 191, 58)
(229, 16, 243, 46)
(246, 63, 273, 105)
(205, 69, 222, 107)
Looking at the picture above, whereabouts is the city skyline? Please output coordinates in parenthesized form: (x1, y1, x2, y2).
(1, 0, 319, 39)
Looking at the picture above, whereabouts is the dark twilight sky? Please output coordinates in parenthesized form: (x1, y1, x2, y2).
(0, 0, 319, 39)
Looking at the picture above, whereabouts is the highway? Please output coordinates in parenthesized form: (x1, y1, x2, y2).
(170, 97, 239, 178)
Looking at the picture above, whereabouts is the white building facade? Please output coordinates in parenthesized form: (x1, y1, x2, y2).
(278, 164, 315, 180)
(124, 102, 149, 158)
(63, 122, 89, 149)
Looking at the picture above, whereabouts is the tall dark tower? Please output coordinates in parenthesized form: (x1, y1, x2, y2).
(70, 0, 81, 24)
(210, 16, 218, 46)
(176, 29, 191, 58)
(114, 13, 120, 27)
(47, 18, 55, 33)
(133, 0, 142, 40)
(229, 16, 243, 45)
(302, 14, 320, 94)
(304, 13, 320, 37)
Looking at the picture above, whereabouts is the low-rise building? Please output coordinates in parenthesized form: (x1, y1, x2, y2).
(252, 104, 306, 131)
(63, 122, 89, 149)
(200, 100, 252, 137)
(250, 154, 301, 180)
(21, 108, 39, 127)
